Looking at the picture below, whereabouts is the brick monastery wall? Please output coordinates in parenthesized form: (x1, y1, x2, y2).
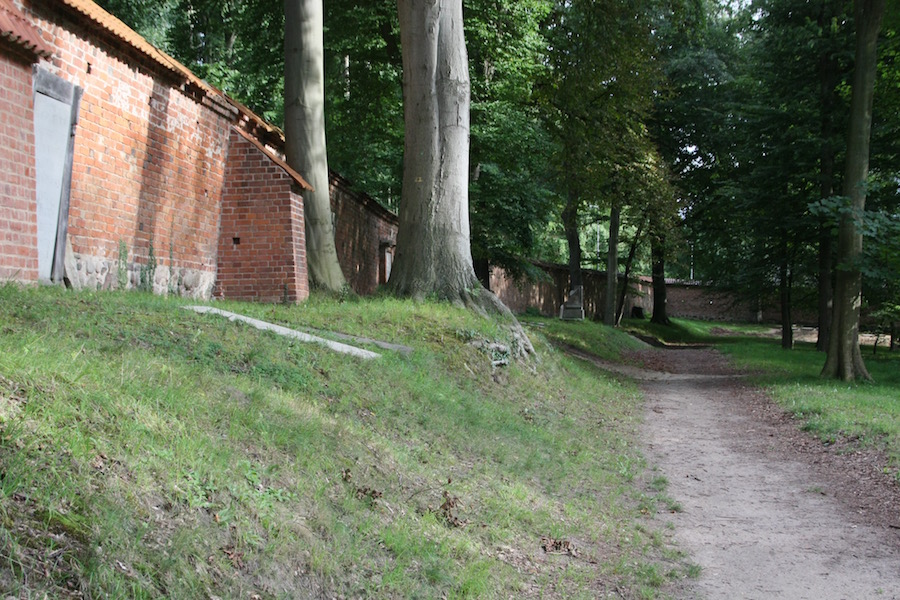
(490, 263, 811, 325)
(0, 46, 39, 283)
(27, 1, 234, 297)
(330, 173, 397, 295)
(216, 130, 308, 303)
(490, 263, 651, 321)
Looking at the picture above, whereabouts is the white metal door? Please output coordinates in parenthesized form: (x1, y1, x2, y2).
(33, 68, 81, 283)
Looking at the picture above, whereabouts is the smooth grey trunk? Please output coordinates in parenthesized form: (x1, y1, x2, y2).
(817, 226, 833, 351)
(388, 0, 481, 303)
(562, 184, 583, 291)
(822, 0, 883, 381)
(284, 0, 348, 292)
(604, 202, 620, 326)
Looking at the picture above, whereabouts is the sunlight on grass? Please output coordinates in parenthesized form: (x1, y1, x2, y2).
(0, 284, 688, 598)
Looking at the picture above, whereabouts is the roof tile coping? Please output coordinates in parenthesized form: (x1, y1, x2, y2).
(1, 0, 53, 57)
(34, 0, 281, 142)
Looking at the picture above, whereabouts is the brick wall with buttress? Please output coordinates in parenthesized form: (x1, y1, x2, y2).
(216, 129, 309, 303)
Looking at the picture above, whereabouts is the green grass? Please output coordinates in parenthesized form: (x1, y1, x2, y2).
(625, 316, 900, 474)
(621, 317, 773, 346)
(519, 314, 648, 360)
(721, 338, 900, 469)
(0, 284, 689, 599)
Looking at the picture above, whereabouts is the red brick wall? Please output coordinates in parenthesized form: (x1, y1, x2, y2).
(216, 129, 309, 303)
(330, 173, 397, 295)
(664, 283, 759, 322)
(27, 3, 234, 296)
(490, 263, 649, 321)
(0, 49, 38, 283)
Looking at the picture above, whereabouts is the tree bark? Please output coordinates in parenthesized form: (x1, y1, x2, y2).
(822, 0, 883, 381)
(604, 202, 620, 326)
(561, 183, 583, 291)
(815, 13, 840, 352)
(388, 0, 484, 305)
(616, 216, 646, 326)
(650, 229, 670, 326)
(780, 235, 793, 350)
(388, 0, 533, 359)
(817, 226, 833, 351)
(284, 0, 348, 292)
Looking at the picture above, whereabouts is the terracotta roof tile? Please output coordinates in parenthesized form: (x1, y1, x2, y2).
(43, 0, 309, 188)
(50, 0, 284, 144)
(0, 0, 52, 57)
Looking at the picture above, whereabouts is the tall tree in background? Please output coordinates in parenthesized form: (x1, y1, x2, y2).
(389, 0, 483, 305)
(822, 0, 885, 381)
(541, 0, 659, 322)
(323, 1, 404, 207)
(284, 0, 348, 292)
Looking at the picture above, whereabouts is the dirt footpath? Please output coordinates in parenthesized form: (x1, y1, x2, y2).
(633, 348, 900, 599)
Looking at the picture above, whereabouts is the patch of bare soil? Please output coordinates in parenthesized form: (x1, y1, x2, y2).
(631, 347, 900, 599)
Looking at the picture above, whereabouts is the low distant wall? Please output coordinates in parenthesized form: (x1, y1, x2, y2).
(489, 263, 816, 325)
(330, 173, 398, 296)
(489, 262, 651, 321)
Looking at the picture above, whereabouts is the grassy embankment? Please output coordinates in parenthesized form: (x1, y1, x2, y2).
(623, 317, 900, 475)
(0, 284, 694, 599)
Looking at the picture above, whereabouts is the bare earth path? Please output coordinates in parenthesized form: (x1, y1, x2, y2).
(630, 347, 900, 599)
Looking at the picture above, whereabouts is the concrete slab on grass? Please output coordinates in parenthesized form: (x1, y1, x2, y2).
(186, 306, 381, 360)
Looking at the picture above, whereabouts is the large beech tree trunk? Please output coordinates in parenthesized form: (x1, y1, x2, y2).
(284, 0, 348, 292)
(389, 0, 481, 303)
(822, 0, 884, 381)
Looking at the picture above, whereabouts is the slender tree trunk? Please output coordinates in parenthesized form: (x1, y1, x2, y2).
(822, 0, 883, 381)
(816, 17, 840, 352)
(388, 0, 484, 307)
(650, 229, 670, 326)
(562, 183, 583, 290)
(817, 226, 833, 351)
(780, 236, 793, 350)
(284, 0, 348, 292)
(616, 217, 646, 326)
(604, 202, 620, 326)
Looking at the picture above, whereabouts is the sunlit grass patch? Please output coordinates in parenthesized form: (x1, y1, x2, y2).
(0, 283, 689, 598)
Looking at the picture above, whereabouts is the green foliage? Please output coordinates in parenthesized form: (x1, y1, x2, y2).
(137, 242, 156, 293)
(117, 239, 128, 290)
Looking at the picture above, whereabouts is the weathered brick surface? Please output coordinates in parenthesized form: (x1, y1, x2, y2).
(3, 2, 396, 302)
(0, 50, 39, 283)
(330, 173, 397, 295)
(216, 129, 309, 303)
(25, 3, 233, 296)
